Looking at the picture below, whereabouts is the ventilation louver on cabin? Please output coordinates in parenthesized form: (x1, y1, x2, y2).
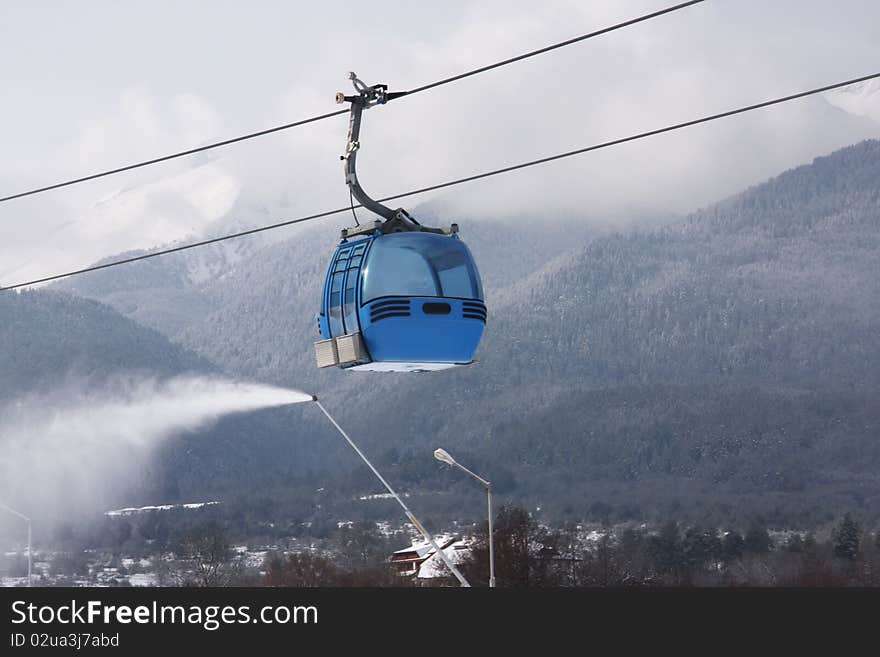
(462, 301, 487, 323)
(369, 299, 411, 323)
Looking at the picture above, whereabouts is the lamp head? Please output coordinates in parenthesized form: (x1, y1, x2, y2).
(433, 448, 456, 466)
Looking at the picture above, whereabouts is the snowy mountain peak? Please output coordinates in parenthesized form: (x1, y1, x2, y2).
(825, 78, 880, 123)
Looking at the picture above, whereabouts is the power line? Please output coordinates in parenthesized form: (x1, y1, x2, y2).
(0, 1, 705, 205)
(2, 71, 876, 292)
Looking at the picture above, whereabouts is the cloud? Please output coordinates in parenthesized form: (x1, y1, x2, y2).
(0, 89, 241, 283)
(1, 1, 879, 286)
(76, 161, 241, 249)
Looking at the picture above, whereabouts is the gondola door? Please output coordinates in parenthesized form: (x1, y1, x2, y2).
(326, 246, 351, 337)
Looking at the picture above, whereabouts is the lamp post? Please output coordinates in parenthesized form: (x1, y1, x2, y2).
(433, 448, 495, 588)
(310, 396, 471, 587)
(0, 502, 32, 587)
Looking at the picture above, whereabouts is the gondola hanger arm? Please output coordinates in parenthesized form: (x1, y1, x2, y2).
(335, 73, 443, 235)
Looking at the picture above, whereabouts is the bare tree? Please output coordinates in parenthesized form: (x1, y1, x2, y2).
(175, 523, 242, 587)
(264, 552, 341, 587)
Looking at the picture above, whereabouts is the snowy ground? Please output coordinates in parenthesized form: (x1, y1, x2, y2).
(105, 501, 218, 517)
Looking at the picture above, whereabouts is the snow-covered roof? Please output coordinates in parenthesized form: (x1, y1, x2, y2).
(392, 533, 455, 558)
(416, 539, 470, 579)
(128, 573, 158, 587)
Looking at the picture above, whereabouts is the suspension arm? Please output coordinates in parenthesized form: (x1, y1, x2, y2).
(337, 73, 409, 222)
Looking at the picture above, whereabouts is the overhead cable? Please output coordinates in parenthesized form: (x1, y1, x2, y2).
(0, 1, 705, 204)
(3, 71, 876, 291)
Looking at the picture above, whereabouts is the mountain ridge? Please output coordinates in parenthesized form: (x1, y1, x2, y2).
(13, 138, 880, 525)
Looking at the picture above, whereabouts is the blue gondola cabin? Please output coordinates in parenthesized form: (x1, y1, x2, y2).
(315, 228, 486, 372)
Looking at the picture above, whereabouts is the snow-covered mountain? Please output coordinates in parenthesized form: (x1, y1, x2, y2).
(825, 78, 880, 123)
(33, 139, 880, 525)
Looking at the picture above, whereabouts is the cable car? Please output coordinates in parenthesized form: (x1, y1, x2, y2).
(315, 73, 487, 372)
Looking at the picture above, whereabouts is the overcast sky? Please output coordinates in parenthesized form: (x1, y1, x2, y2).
(1, 0, 879, 286)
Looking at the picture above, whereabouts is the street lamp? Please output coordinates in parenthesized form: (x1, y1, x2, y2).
(434, 448, 495, 588)
(0, 502, 32, 587)
(310, 396, 471, 587)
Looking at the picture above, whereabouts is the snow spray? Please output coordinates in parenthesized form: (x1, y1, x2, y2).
(0, 376, 312, 528)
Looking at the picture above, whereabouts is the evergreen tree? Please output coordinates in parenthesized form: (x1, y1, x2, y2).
(744, 523, 772, 555)
(785, 534, 804, 553)
(335, 520, 385, 568)
(650, 521, 683, 580)
(682, 526, 709, 569)
(722, 530, 745, 562)
(833, 514, 861, 561)
(798, 533, 828, 585)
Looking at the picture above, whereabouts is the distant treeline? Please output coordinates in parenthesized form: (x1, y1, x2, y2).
(457, 507, 880, 587)
(261, 507, 880, 587)
(13, 505, 878, 587)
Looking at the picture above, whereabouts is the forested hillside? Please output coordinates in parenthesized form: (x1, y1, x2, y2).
(487, 138, 880, 388)
(0, 289, 214, 395)
(35, 139, 880, 526)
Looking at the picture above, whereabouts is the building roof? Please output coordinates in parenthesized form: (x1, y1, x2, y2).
(416, 539, 471, 579)
(391, 533, 456, 561)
